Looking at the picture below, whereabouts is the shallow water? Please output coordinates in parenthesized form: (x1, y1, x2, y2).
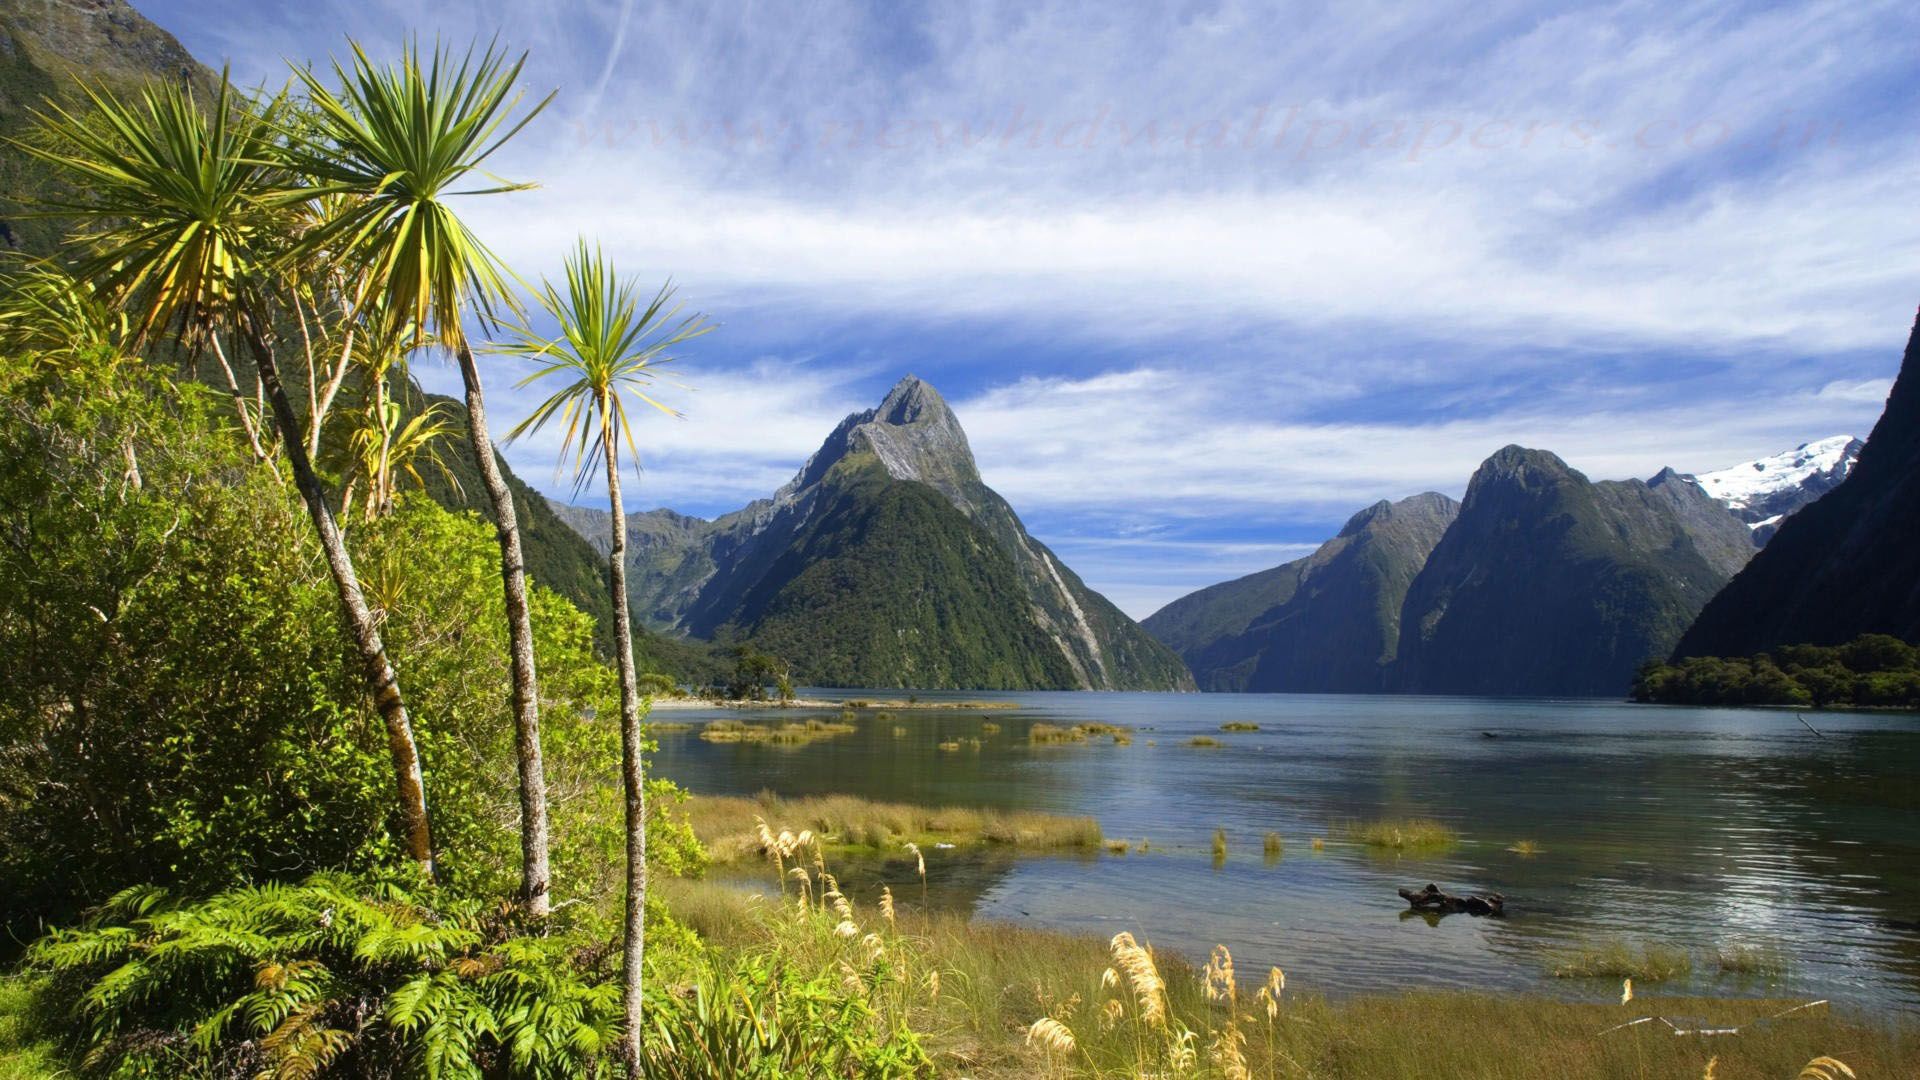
(650, 692, 1920, 1011)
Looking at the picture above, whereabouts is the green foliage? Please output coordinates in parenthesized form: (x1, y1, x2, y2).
(638, 954, 928, 1079)
(0, 351, 702, 936)
(24, 874, 626, 1078)
(1633, 634, 1920, 709)
(721, 454, 1082, 690)
(720, 645, 795, 702)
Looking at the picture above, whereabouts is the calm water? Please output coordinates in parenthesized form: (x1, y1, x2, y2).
(651, 692, 1920, 1011)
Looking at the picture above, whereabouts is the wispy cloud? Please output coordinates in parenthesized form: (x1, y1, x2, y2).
(139, 0, 1917, 614)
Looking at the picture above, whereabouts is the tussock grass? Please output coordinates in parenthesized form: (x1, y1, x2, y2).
(1029, 722, 1132, 744)
(648, 721, 694, 733)
(1717, 943, 1789, 977)
(652, 877, 1915, 1080)
(1104, 839, 1130, 854)
(1348, 818, 1458, 850)
(1212, 828, 1229, 858)
(698, 717, 857, 745)
(1220, 721, 1260, 732)
(980, 721, 1001, 734)
(1187, 736, 1222, 748)
(1550, 940, 1694, 982)
(1264, 832, 1284, 857)
(1507, 839, 1543, 857)
(685, 792, 1101, 862)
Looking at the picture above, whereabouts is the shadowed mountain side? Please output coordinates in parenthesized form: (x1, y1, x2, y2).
(1678, 310, 1920, 656)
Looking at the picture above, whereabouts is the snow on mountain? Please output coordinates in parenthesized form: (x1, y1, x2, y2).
(1682, 435, 1862, 542)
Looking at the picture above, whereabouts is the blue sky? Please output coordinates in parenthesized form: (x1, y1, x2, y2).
(144, 0, 1919, 617)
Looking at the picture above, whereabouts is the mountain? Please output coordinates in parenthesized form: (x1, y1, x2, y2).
(1, 0, 212, 255)
(1142, 493, 1458, 691)
(1677, 312, 1920, 657)
(559, 376, 1193, 691)
(1394, 446, 1757, 696)
(404, 386, 724, 683)
(1683, 435, 1862, 543)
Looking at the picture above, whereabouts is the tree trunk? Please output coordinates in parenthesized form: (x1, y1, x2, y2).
(602, 402, 648, 1064)
(452, 341, 551, 918)
(238, 312, 433, 874)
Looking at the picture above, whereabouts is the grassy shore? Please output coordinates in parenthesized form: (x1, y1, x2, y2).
(685, 791, 1103, 862)
(661, 875, 1918, 1078)
(650, 696, 1020, 711)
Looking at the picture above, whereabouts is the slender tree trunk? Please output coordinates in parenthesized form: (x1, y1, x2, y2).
(207, 333, 270, 466)
(239, 311, 433, 875)
(603, 402, 647, 1063)
(374, 366, 393, 517)
(452, 340, 551, 917)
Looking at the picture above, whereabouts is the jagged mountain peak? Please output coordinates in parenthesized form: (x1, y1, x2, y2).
(1466, 446, 1581, 501)
(784, 375, 981, 512)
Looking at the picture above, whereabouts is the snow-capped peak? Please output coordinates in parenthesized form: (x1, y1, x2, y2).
(1690, 436, 1860, 513)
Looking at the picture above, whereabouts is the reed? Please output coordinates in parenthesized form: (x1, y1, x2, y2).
(1507, 839, 1543, 857)
(1716, 943, 1789, 977)
(1263, 832, 1283, 857)
(648, 721, 694, 733)
(653, 871, 1916, 1080)
(685, 792, 1102, 862)
(1212, 828, 1228, 858)
(698, 717, 857, 745)
(1550, 940, 1693, 982)
(1030, 722, 1134, 744)
(1187, 736, 1222, 748)
(1347, 818, 1458, 850)
(1220, 722, 1260, 732)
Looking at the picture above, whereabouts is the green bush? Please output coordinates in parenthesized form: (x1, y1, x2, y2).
(1634, 635, 1920, 709)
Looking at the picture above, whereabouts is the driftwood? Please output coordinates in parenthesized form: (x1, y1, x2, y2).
(1398, 883, 1504, 917)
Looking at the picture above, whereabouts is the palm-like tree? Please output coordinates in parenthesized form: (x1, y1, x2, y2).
(287, 41, 559, 916)
(15, 73, 439, 873)
(501, 240, 711, 1059)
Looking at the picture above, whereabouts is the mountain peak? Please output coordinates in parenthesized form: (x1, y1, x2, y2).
(1466, 446, 1581, 504)
(782, 375, 981, 508)
(875, 374, 949, 424)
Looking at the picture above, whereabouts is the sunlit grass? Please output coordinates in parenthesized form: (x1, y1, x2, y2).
(1716, 943, 1789, 977)
(1029, 722, 1132, 744)
(1220, 721, 1260, 732)
(684, 792, 1102, 862)
(698, 717, 857, 745)
(1264, 832, 1284, 857)
(1550, 940, 1693, 982)
(1187, 735, 1222, 748)
(651, 873, 1913, 1080)
(1348, 818, 1458, 850)
(1507, 839, 1543, 857)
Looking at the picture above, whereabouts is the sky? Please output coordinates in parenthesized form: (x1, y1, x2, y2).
(142, 0, 1920, 618)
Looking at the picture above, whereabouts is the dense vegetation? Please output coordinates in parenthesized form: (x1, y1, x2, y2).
(1634, 634, 1920, 708)
(717, 453, 1084, 690)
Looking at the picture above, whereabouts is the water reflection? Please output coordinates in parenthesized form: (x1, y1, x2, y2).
(650, 692, 1920, 1009)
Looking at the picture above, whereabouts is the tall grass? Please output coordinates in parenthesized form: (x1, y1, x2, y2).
(699, 717, 858, 745)
(684, 792, 1102, 861)
(1347, 818, 1458, 850)
(1550, 940, 1694, 981)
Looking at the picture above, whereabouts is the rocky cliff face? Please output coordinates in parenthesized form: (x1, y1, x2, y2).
(1143, 493, 1458, 691)
(1, 0, 212, 254)
(561, 376, 1193, 691)
(1393, 446, 1756, 695)
(1678, 311, 1920, 656)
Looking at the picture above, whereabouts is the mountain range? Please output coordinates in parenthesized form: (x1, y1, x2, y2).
(1678, 311, 1920, 657)
(1146, 434, 1855, 697)
(558, 377, 1193, 691)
